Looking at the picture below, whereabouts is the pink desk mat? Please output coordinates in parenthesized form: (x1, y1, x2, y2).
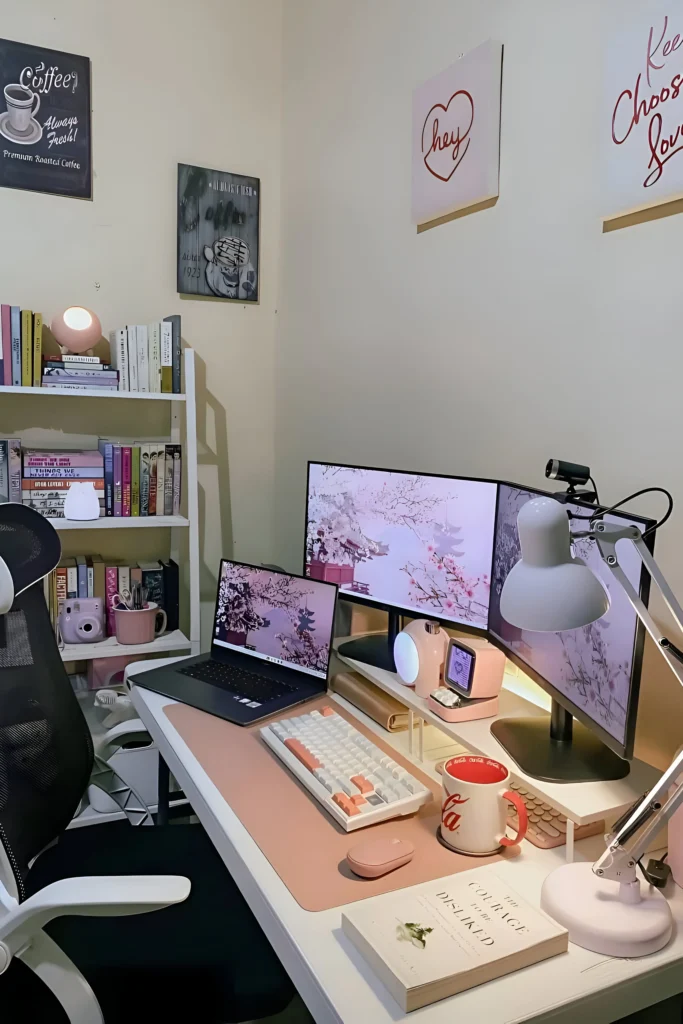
(164, 697, 516, 912)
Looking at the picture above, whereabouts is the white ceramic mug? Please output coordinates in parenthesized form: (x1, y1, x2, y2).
(440, 754, 528, 855)
(4, 83, 40, 133)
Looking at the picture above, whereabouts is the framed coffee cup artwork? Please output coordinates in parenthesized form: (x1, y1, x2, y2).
(177, 163, 260, 303)
(0, 38, 91, 200)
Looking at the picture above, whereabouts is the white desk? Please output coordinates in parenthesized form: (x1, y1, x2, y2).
(129, 662, 683, 1024)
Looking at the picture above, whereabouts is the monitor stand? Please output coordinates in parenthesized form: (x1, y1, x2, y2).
(336, 610, 400, 673)
(491, 700, 630, 783)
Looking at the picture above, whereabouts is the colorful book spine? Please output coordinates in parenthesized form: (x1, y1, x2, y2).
(127, 327, 139, 392)
(136, 326, 149, 392)
(20, 309, 32, 387)
(42, 382, 118, 391)
(75, 555, 87, 597)
(155, 444, 166, 517)
(55, 565, 68, 610)
(92, 555, 105, 602)
(24, 451, 104, 467)
(169, 444, 182, 516)
(98, 441, 114, 516)
(160, 321, 173, 393)
(22, 478, 104, 491)
(0, 441, 8, 503)
(140, 443, 150, 516)
(87, 557, 94, 598)
(32, 313, 42, 387)
(161, 558, 180, 631)
(149, 322, 161, 393)
(164, 444, 175, 516)
(23, 466, 105, 479)
(7, 439, 21, 503)
(149, 446, 158, 515)
(164, 314, 181, 394)
(105, 565, 118, 634)
(1, 305, 10, 385)
(66, 562, 78, 599)
(122, 446, 131, 516)
(10, 307, 21, 386)
(113, 445, 122, 517)
(131, 445, 141, 516)
(110, 328, 128, 391)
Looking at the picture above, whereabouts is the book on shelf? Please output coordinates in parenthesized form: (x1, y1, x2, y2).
(20, 309, 32, 387)
(24, 448, 105, 468)
(139, 560, 164, 606)
(131, 444, 141, 516)
(113, 446, 122, 517)
(136, 325, 149, 393)
(341, 871, 568, 1013)
(161, 558, 179, 631)
(23, 464, 104, 479)
(1, 305, 10, 386)
(42, 381, 119, 391)
(164, 444, 176, 515)
(164, 314, 182, 394)
(160, 320, 173, 393)
(0, 441, 8, 504)
(140, 443, 151, 515)
(7, 440, 20, 503)
(149, 322, 161, 393)
(22, 478, 104, 491)
(169, 443, 182, 515)
(149, 446, 158, 514)
(118, 565, 131, 598)
(121, 446, 132, 517)
(10, 306, 20, 386)
(127, 327, 139, 391)
(98, 441, 114, 516)
(32, 313, 42, 387)
(110, 328, 128, 391)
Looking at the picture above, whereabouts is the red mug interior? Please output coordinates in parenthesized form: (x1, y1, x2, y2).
(445, 755, 508, 786)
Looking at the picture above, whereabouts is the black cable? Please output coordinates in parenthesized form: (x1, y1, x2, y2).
(589, 476, 600, 506)
(569, 486, 674, 539)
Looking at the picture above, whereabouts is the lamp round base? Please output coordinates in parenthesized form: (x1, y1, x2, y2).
(541, 863, 672, 957)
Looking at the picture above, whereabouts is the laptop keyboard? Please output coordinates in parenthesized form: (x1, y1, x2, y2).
(178, 660, 297, 704)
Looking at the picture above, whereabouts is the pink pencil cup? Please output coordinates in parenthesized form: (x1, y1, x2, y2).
(114, 603, 167, 645)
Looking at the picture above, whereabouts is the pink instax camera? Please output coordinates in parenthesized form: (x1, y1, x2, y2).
(59, 597, 105, 644)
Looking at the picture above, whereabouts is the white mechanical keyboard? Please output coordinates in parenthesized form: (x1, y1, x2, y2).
(260, 706, 432, 832)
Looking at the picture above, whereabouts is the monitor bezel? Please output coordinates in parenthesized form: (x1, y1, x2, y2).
(487, 480, 654, 762)
(303, 460, 499, 637)
(304, 460, 655, 761)
(211, 556, 339, 682)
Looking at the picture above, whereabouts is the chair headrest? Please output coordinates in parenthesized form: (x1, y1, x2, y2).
(0, 503, 62, 613)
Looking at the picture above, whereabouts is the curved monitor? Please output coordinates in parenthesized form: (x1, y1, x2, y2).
(305, 462, 498, 631)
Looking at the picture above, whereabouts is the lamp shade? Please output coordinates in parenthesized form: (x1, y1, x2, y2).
(499, 497, 609, 632)
(51, 307, 102, 353)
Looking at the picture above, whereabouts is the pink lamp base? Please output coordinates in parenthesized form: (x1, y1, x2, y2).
(541, 862, 672, 957)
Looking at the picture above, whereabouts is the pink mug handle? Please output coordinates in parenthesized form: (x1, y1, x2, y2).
(501, 790, 528, 847)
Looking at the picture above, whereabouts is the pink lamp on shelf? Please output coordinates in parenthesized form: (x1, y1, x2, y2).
(50, 307, 102, 354)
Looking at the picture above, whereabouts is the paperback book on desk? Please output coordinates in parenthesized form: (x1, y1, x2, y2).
(341, 870, 567, 1012)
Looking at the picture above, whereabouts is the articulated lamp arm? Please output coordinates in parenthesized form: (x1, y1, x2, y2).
(585, 522, 683, 885)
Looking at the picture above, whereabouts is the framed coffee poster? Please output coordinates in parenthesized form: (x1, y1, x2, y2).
(177, 163, 260, 302)
(0, 38, 91, 200)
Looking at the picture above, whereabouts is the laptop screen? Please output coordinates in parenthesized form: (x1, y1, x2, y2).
(212, 560, 338, 680)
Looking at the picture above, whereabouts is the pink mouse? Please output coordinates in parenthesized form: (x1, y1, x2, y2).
(346, 837, 415, 879)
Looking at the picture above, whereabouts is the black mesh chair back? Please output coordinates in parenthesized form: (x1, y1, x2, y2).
(0, 583, 93, 901)
(0, 502, 61, 599)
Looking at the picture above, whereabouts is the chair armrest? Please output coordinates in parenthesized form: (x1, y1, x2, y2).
(94, 718, 151, 761)
(0, 875, 190, 954)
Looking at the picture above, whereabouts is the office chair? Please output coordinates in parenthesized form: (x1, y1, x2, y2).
(0, 505, 294, 1023)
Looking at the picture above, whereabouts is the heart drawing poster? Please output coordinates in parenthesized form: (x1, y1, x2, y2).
(412, 40, 503, 229)
(604, 11, 683, 221)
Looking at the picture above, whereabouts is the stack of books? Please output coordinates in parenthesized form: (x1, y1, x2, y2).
(98, 440, 182, 517)
(42, 354, 119, 391)
(22, 448, 105, 518)
(44, 555, 179, 639)
(109, 314, 182, 394)
(0, 439, 22, 503)
(0, 306, 44, 388)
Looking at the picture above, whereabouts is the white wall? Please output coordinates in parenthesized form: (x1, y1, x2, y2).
(0, 0, 282, 647)
(275, 0, 683, 767)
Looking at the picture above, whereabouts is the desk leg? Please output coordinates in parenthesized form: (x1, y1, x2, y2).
(157, 755, 170, 827)
(418, 718, 424, 762)
(566, 819, 575, 862)
(408, 711, 414, 755)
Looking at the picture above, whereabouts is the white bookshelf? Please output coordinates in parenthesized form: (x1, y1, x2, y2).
(0, 384, 185, 401)
(2, 348, 201, 664)
(53, 515, 190, 531)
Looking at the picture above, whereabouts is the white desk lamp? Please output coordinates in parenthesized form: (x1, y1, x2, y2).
(500, 495, 683, 957)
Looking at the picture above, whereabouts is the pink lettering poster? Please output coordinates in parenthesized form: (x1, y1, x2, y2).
(605, 11, 683, 220)
(411, 40, 503, 228)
